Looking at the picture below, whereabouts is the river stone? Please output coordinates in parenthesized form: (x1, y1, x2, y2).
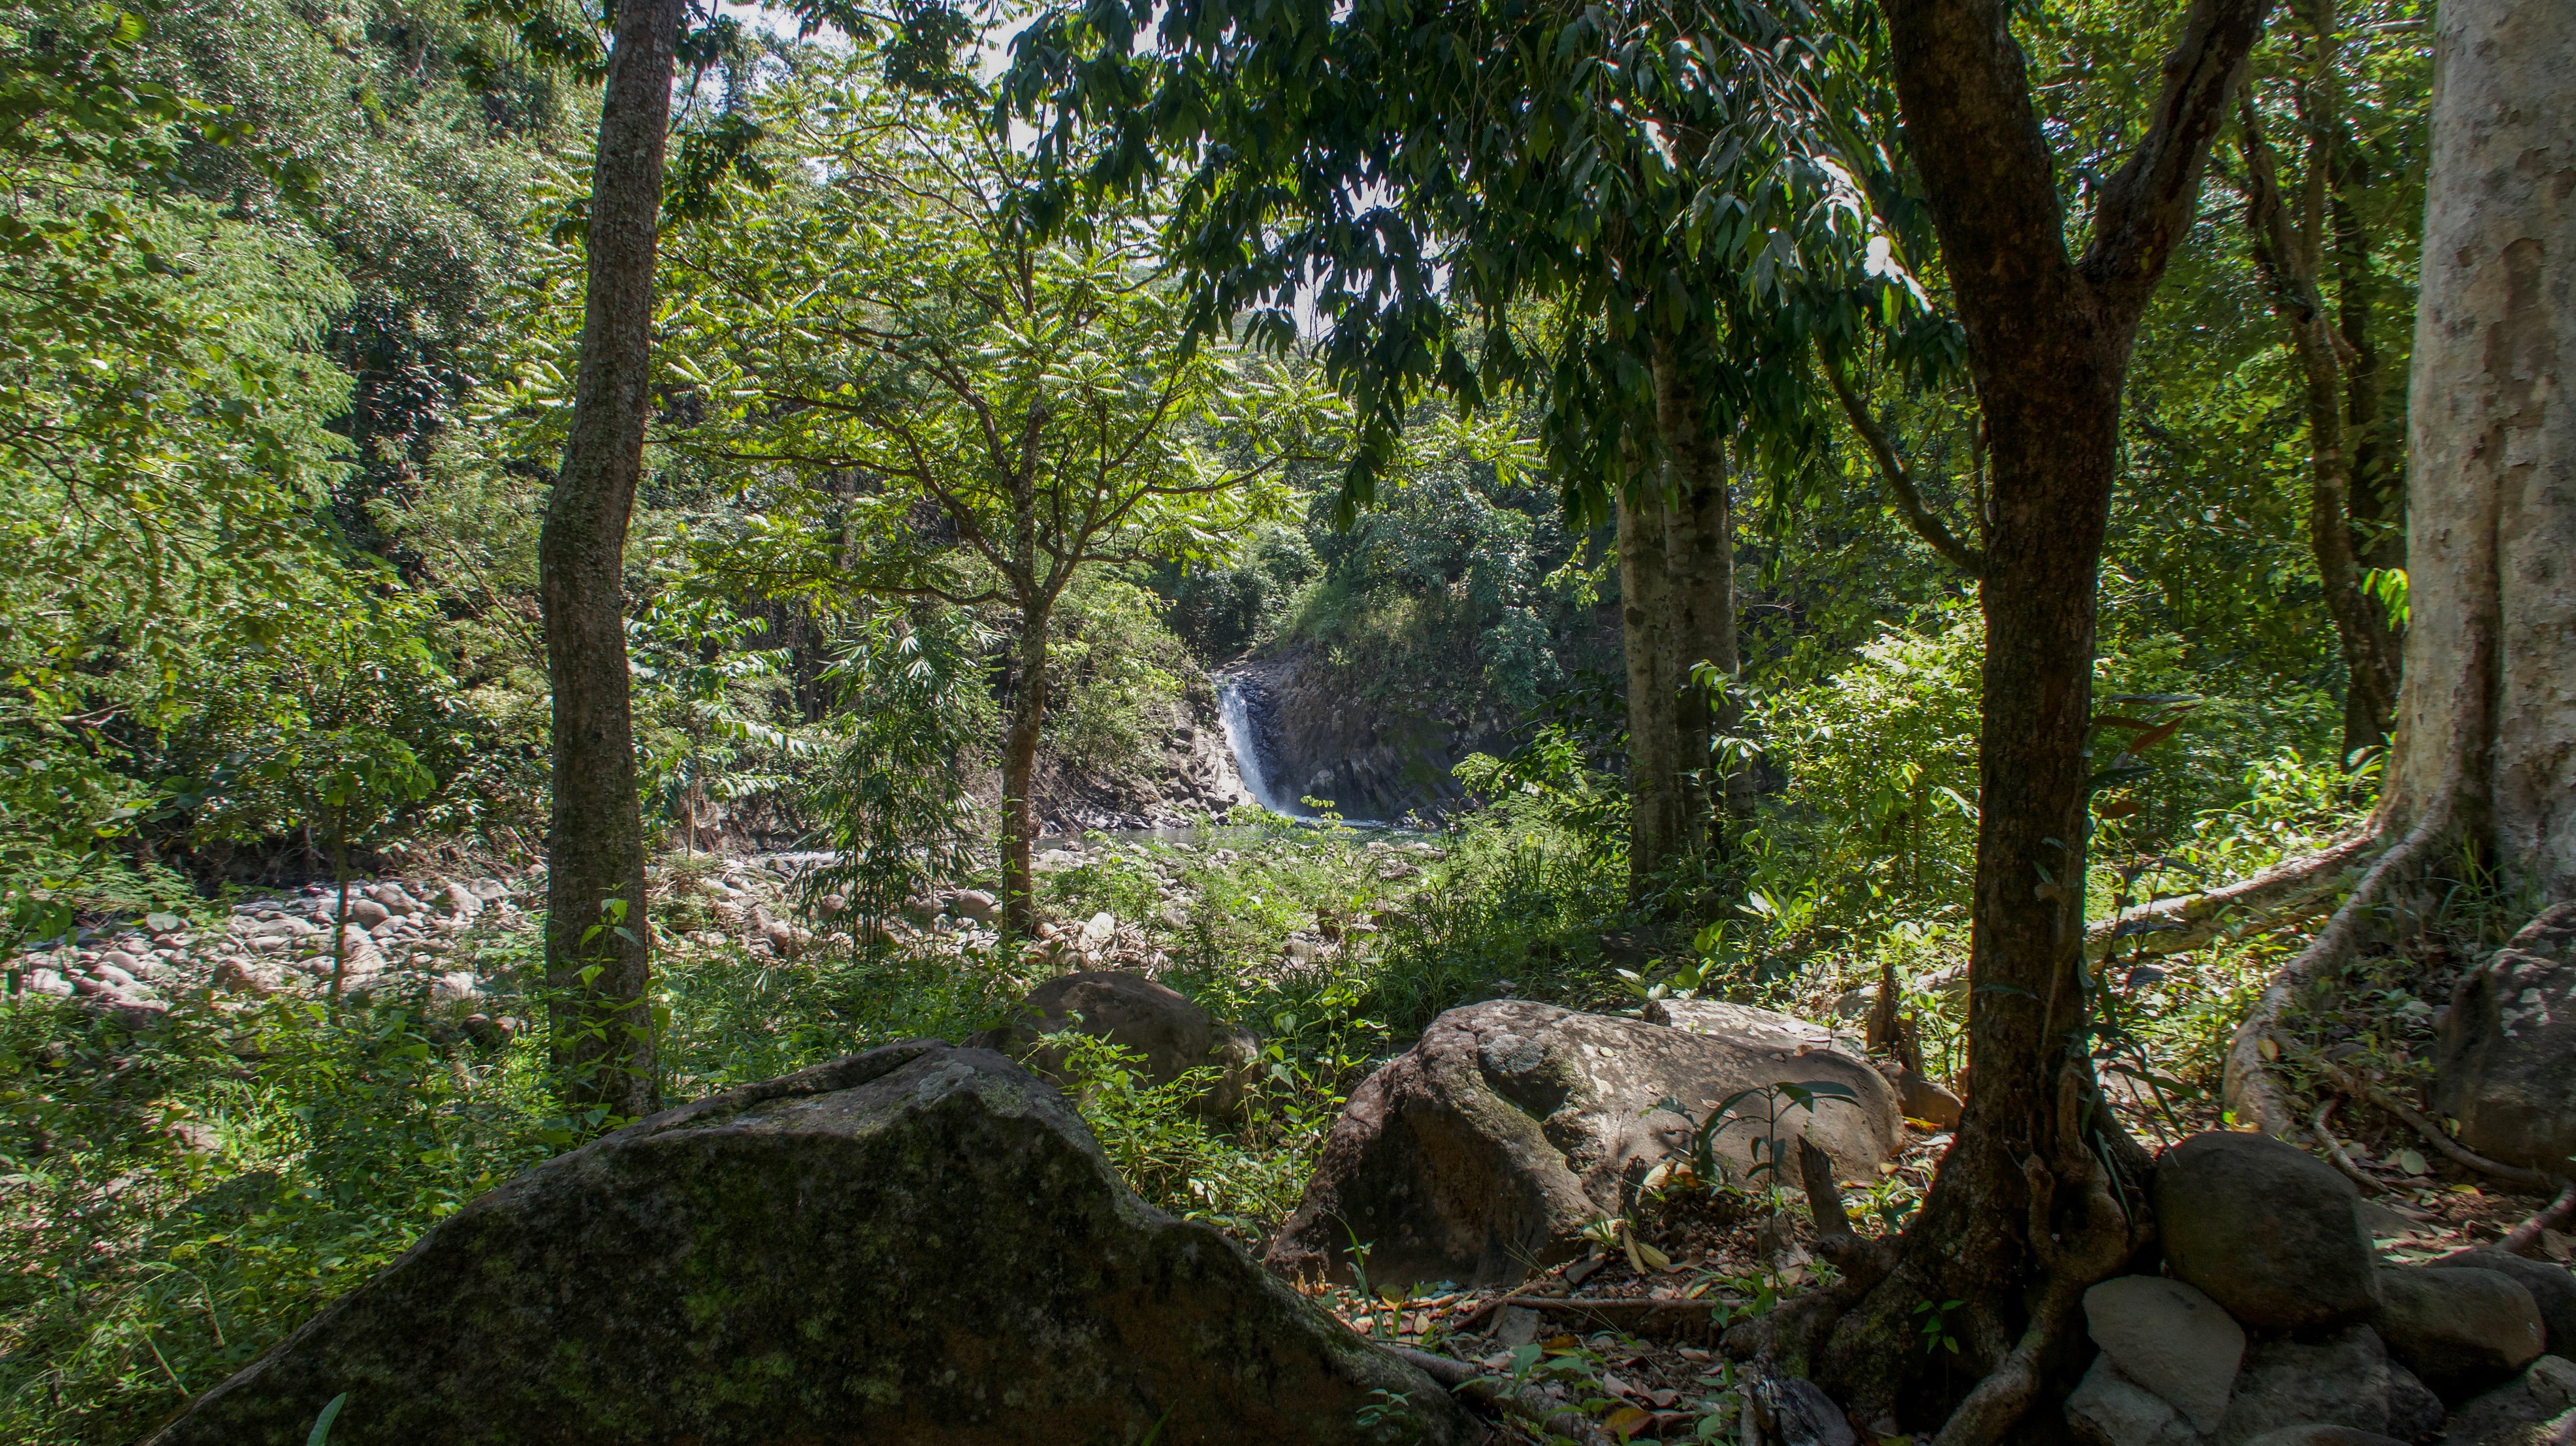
(344, 898, 392, 929)
(2432, 1250, 2576, 1355)
(2067, 1355, 2204, 1446)
(2214, 1326, 2446, 1446)
(1264, 999, 1902, 1286)
(2085, 1275, 2246, 1433)
(2436, 904, 2576, 1173)
(2439, 1356, 2576, 1446)
(438, 883, 481, 922)
(971, 971, 1261, 1121)
(2156, 1131, 2378, 1329)
(2373, 1265, 2545, 1402)
(140, 1043, 1468, 1446)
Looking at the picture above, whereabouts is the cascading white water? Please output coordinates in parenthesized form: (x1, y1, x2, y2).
(1216, 676, 1304, 816)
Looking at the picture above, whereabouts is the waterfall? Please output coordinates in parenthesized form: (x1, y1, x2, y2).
(1216, 676, 1303, 816)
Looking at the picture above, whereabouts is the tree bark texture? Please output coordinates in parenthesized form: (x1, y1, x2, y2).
(539, 0, 679, 1122)
(1790, 0, 2272, 1429)
(1618, 471, 1684, 899)
(1655, 341, 1750, 849)
(2389, 0, 2576, 902)
(999, 611, 1049, 936)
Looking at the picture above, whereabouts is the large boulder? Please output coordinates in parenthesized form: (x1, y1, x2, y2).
(2439, 1356, 2576, 1446)
(972, 971, 1262, 1121)
(141, 1043, 1469, 1446)
(2435, 903, 2576, 1173)
(2214, 1326, 2446, 1446)
(2155, 1132, 2379, 1330)
(2373, 1265, 2546, 1402)
(1264, 999, 1901, 1286)
(2431, 1251, 2576, 1355)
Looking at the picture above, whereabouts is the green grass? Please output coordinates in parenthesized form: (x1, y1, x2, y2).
(0, 805, 1634, 1443)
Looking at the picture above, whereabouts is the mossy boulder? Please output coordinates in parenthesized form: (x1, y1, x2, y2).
(1265, 999, 1901, 1288)
(142, 1043, 1471, 1446)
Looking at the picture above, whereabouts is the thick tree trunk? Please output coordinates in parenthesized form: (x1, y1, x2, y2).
(2226, 0, 2576, 1135)
(1655, 341, 1749, 852)
(2385, 0, 2576, 901)
(998, 610, 1048, 937)
(539, 0, 678, 1123)
(1618, 468, 1684, 900)
(1733, 0, 2270, 1433)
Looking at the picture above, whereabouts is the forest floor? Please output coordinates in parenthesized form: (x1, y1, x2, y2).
(0, 815, 2559, 1444)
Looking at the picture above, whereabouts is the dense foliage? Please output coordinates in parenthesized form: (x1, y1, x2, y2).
(0, 0, 2460, 1439)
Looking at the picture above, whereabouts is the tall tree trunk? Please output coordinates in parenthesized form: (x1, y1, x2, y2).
(1655, 340, 1748, 851)
(2386, 0, 2576, 900)
(2239, 18, 2403, 755)
(1736, 0, 2272, 1433)
(998, 610, 1048, 937)
(539, 0, 678, 1123)
(1618, 465, 1683, 900)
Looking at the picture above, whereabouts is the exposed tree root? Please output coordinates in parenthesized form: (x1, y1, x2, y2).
(1930, 1117, 2144, 1446)
(2492, 1180, 2576, 1259)
(2306, 1050, 2564, 1190)
(2088, 826, 2381, 964)
(2225, 794, 2456, 1134)
(2311, 1097, 2389, 1196)
(1388, 1346, 1616, 1446)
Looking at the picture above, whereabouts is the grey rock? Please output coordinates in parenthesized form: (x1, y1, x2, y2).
(1264, 1000, 1901, 1286)
(345, 898, 392, 930)
(1643, 997, 1871, 1060)
(2438, 1356, 2576, 1446)
(2436, 903, 2576, 1172)
(2431, 1251, 2576, 1356)
(2069, 1355, 2204, 1446)
(972, 971, 1261, 1121)
(438, 883, 482, 922)
(1494, 1305, 1542, 1348)
(210, 959, 282, 997)
(2374, 1265, 2545, 1402)
(141, 1043, 1469, 1446)
(2085, 1275, 2246, 1433)
(2215, 1326, 2439, 1445)
(2157, 1131, 2379, 1329)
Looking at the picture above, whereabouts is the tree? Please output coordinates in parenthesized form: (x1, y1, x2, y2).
(2229, 0, 2574, 1134)
(663, 66, 1340, 934)
(539, 0, 680, 1123)
(2379, 0, 2571, 897)
(2234, 0, 2421, 755)
(1006, 0, 1933, 902)
(1729, 0, 2277, 1434)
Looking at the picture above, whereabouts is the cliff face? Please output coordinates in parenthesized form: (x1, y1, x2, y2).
(1224, 649, 1519, 824)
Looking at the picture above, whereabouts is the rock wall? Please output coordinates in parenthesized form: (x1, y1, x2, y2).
(1224, 649, 1520, 824)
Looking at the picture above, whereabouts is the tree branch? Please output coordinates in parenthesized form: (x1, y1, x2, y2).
(2081, 0, 2278, 316)
(1820, 353, 1987, 577)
